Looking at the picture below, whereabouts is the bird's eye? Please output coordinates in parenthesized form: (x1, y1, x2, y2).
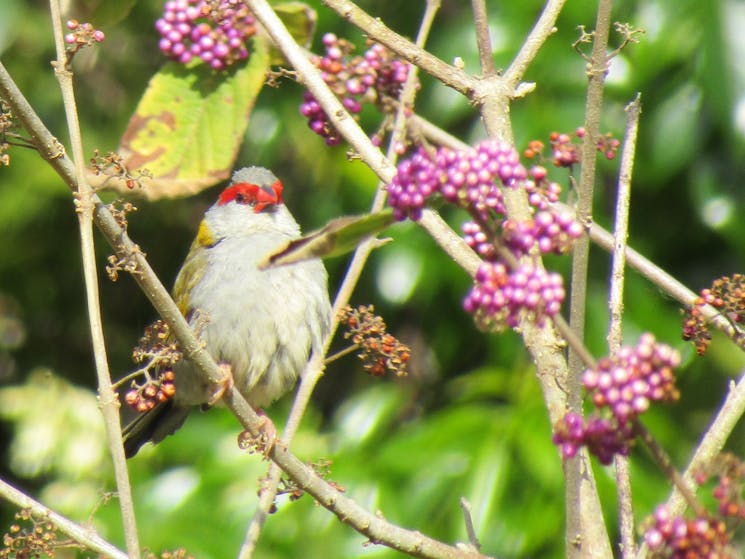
(234, 192, 258, 206)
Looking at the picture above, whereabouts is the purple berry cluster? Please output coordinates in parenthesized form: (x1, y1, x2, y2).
(553, 334, 680, 465)
(709, 454, 745, 519)
(552, 413, 634, 465)
(386, 139, 581, 332)
(387, 139, 528, 221)
(156, 0, 256, 70)
(462, 220, 496, 259)
(524, 128, 620, 170)
(463, 261, 565, 331)
(550, 131, 581, 167)
(523, 164, 562, 210)
(300, 34, 410, 145)
(644, 506, 730, 559)
(502, 210, 584, 256)
(385, 148, 441, 221)
(583, 333, 680, 423)
(64, 20, 104, 59)
(371, 46, 409, 99)
(683, 274, 745, 356)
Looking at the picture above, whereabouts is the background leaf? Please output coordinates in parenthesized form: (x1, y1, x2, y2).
(269, 2, 317, 65)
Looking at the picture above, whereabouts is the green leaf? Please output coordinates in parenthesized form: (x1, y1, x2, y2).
(109, 36, 270, 200)
(260, 209, 396, 268)
(269, 2, 317, 65)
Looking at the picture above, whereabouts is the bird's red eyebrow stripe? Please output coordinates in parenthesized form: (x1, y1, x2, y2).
(217, 180, 284, 212)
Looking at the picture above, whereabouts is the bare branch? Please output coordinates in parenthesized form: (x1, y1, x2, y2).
(608, 94, 642, 559)
(46, 2, 140, 556)
(470, 0, 497, 76)
(503, 0, 566, 87)
(0, 477, 127, 559)
(460, 497, 482, 551)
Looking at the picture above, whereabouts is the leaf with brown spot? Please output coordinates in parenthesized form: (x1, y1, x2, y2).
(106, 36, 270, 199)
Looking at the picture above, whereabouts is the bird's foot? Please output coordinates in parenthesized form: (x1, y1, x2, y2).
(237, 409, 277, 457)
(207, 362, 235, 406)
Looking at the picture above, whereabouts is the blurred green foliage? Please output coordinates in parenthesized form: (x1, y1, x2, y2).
(1, 0, 745, 558)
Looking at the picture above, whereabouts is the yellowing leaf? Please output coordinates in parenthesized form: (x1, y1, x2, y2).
(102, 36, 270, 199)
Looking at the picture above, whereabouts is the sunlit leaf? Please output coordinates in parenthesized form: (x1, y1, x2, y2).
(260, 209, 395, 268)
(101, 36, 270, 199)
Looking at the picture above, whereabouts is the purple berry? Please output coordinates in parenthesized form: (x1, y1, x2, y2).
(156, 0, 256, 69)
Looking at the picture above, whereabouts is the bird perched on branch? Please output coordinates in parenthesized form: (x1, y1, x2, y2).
(122, 166, 331, 457)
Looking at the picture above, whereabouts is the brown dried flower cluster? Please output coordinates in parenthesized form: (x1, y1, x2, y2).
(0, 100, 15, 167)
(143, 548, 196, 559)
(0, 509, 61, 559)
(123, 320, 182, 412)
(340, 305, 410, 377)
(90, 149, 152, 190)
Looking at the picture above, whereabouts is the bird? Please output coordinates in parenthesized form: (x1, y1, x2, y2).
(122, 166, 332, 457)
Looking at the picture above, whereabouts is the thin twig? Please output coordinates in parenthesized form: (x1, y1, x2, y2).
(470, 0, 497, 76)
(503, 0, 566, 88)
(608, 94, 641, 559)
(324, 343, 360, 365)
(567, 0, 612, 385)
(633, 420, 705, 516)
(563, 1, 614, 555)
(0, 477, 127, 559)
(46, 2, 140, 557)
(575, 210, 740, 341)
(459, 497, 481, 551)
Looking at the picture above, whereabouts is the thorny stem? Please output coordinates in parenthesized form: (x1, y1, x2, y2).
(608, 95, 641, 559)
(47, 2, 140, 557)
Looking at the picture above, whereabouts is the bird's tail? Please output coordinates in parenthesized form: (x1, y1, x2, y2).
(122, 401, 191, 458)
